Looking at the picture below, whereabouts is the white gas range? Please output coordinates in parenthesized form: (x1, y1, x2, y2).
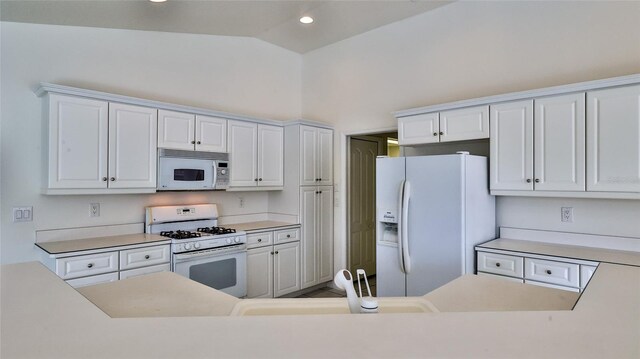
(145, 204, 247, 298)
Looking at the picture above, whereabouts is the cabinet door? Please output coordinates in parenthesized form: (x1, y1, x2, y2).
(300, 126, 318, 186)
(490, 100, 534, 191)
(397, 113, 439, 145)
(587, 85, 640, 192)
(227, 120, 258, 187)
(534, 93, 585, 191)
(195, 115, 227, 152)
(317, 128, 334, 185)
(300, 187, 318, 288)
(158, 109, 195, 150)
(108, 103, 157, 189)
(317, 186, 334, 283)
(47, 94, 108, 189)
(274, 241, 301, 297)
(247, 246, 273, 298)
(439, 105, 489, 142)
(257, 124, 284, 187)
(65, 272, 119, 288)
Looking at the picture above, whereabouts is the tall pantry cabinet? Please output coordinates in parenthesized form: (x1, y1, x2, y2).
(269, 122, 334, 289)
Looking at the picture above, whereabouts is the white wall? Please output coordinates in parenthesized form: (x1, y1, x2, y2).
(0, 22, 302, 264)
(301, 1, 640, 270)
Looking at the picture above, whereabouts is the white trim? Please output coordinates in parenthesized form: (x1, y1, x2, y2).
(490, 190, 640, 200)
(43, 188, 157, 195)
(394, 73, 640, 118)
(499, 227, 640, 252)
(226, 186, 284, 192)
(41, 241, 171, 259)
(284, 119, 334, 129)
(218, 213, 269, 225)
(36, 82, 284, 126)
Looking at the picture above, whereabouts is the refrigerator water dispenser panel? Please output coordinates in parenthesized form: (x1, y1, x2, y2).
(378, 224, 399, 246)
(379, 209, 398, 223)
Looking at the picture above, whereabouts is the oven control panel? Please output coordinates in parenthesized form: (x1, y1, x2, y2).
(172, 235, 247, 253)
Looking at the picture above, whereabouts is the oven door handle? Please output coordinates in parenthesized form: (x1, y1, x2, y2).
(173, 247, 245, 262)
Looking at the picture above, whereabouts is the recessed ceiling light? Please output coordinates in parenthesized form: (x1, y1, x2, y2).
(299, 16, 314, 24)
(149, 0, 167, 2)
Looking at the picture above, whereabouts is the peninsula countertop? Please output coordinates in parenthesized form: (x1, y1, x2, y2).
(1, 261, 638, 358)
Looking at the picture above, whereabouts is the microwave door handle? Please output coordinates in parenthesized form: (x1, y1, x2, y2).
(212, 162, 218, 189)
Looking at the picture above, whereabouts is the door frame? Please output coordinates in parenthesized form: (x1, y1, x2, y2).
(342, 127, 399, 276)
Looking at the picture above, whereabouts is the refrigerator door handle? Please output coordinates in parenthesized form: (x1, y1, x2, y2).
(397, 180, 406, 273)
(402, 181, 411, 273)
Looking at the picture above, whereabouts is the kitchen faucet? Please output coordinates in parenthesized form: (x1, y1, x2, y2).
(333, 269, 378, 314)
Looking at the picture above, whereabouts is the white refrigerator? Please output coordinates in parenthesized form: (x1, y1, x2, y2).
(376, 154, 495, 297)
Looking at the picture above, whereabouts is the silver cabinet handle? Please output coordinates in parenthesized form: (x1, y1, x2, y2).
(87, 263, 94, 268)
(145, 255, 150, 260)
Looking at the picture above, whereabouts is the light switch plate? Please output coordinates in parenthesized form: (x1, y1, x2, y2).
(13, 206, 33, 222)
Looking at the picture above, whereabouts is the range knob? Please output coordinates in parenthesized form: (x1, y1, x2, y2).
(226, 238, 232, 244)
(194, 242, 201, 249)
(234, 237, 241, 243)
(221, 169, 227, 175)
(184, 243, 192, 250)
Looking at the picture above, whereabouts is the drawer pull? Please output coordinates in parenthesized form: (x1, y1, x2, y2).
(275, 251, 279, 254)
(87, 263, 94, 268)
(495, 262, 501, 267)
(145, 255, 150, 260)
(258, 238, 262, 242)
(546, 269, 552, 275)
(286, 234, 291, 238)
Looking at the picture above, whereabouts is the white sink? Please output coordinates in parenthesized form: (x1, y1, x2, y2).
(230, 297, 439, 316)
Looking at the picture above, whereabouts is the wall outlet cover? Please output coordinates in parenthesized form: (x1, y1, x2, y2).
(561, 207, 573, 223)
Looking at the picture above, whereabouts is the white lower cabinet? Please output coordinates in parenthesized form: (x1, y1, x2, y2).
(246, 227, 301, 298)
(476, 249, 598, 292)
(43, 244, 171, 288)
(300, 186, 334, 289)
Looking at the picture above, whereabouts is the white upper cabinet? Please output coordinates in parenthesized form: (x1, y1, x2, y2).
(195, 115, 227, 152)
(158, 110, 195, 151)
(490, 100, 534, 191)
(398, 113, 439, 145)
(228, 120, 283, 188)
(440, 105, 489, 142)
(258, 125, 284, 187)
(300, 125, 333, 186)
(534, 93, 585, 191)
(108, 103, 157, 189)
(158, 111, 227, 152)
(44, 94, 157, 193)
(587, 85, 640, 193)
(46, 94, 109, 189)
(398, 105, 489, 145)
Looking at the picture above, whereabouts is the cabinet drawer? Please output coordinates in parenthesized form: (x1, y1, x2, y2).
(56, 251, 118, 279)
(580, 265, 598, 288)
(274, 228, 300, 244)
(247, 231, 273, 249)
(65, 272, 119, 288)
(477, 252, 523, 278)
(120, 263, 171, 280)
(119, 245, 170, 270)
(524, 258, 579, 288)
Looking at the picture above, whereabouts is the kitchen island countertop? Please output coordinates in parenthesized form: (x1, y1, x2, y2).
(1, 260, 638, 358)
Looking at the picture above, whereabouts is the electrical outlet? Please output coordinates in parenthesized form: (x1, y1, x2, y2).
(561, 207, 573, 223)
(239, 197, 245, 208)
(12, 206, 33, 222)
(90, 203, 100, 217)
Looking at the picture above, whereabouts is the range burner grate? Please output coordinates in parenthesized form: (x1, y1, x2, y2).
(159, 230, 203, 240)
(197, 226, 237, 235)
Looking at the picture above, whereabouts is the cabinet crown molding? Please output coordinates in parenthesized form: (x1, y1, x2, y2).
(36, 82, 285, 127)
(394, 73, 640, 118)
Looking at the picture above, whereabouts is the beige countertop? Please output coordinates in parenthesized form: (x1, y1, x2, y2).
(478, 238, 640, 266)
(77, 272, 239, 317)
(36, 233, 169, 255)
(230, 220, 300, 232)
(2, 261, 638, 358)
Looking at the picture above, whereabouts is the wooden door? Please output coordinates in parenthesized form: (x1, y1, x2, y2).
(257, 124, 284, 187)
(47, 94, 108, 189)
(534, 93, 585, 191)
(227, 120, 258, 187)
(108, 103, 157, 189)
(349, 138, 377, 276)
(490, 100, 534, 191)
(587, 85, 640, 192)
(195, 115, 227, 152)
(157, 109, 195, 150)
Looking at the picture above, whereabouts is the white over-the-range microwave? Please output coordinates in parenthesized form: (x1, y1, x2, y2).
(157, 149, 230, 191)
